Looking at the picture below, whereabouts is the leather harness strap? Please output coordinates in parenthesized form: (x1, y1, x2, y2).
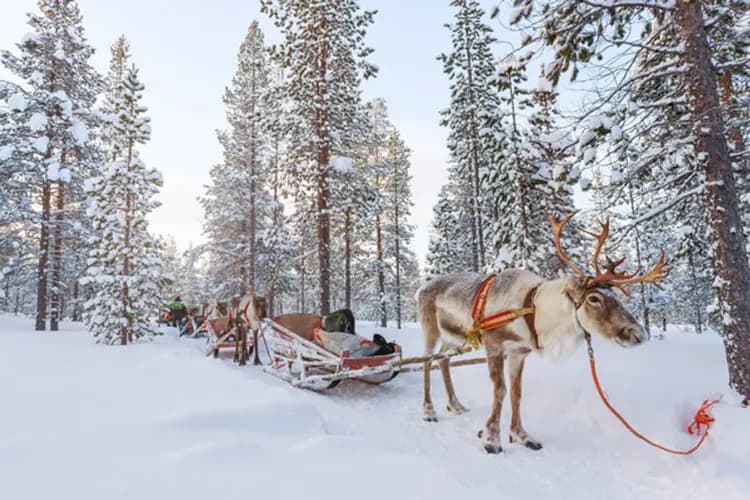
(523, 285, 541, 350)
(466, 275, 539, 350)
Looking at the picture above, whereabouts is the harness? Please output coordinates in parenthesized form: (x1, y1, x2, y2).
(465, 275, 539, 350)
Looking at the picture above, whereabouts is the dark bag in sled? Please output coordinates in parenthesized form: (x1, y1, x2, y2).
(323, 309, 356, 334)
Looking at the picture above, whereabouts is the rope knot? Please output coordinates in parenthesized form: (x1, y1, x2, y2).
(687, 399, 719, 436)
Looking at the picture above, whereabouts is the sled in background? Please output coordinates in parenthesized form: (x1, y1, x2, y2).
(204, 316, 259, 366)
(178, 313, 211, 339)
(261, 313, 402, 391)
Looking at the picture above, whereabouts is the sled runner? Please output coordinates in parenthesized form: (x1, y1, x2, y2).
(260, 313, 402, 391)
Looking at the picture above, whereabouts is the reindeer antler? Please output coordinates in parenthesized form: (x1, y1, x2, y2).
(584, 219, 610, 275)
(549, 212, 670, 293)
(549, 212, 586, 277)
(606, 250, 669, 290)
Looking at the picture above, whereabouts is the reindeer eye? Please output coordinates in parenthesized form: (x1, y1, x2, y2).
(587, 294, 602, 305)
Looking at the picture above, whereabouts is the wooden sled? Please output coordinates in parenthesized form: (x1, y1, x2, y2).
(260, 313, 401, 391)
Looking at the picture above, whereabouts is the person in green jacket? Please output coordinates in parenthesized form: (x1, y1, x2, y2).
(168, 296, 187, 327)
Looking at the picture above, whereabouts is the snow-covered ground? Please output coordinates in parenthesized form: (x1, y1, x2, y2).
(1, 314, 748, 500)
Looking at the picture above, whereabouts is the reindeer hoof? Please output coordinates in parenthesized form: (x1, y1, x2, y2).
(510, 434, 543, 451)
(423, 406, 438, 422)
(525, 441, 543, 451)
(446, 402, 468, 415)
(484, 443, 503, 454)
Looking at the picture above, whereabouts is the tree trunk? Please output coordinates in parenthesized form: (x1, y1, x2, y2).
(50, 180, 65, 331)
(315, 41, 331, 316)
(249, 63, 257, 290)
(719, 71, 747, 163)
(376, 207, 387, 328)
(72, 278, 81, 322)
(687, 249, 703, 334)
(344, 209, 352, 311)
(461, 0, 485, 270)
(122, 142, 134, 346)
(317, 148, 331, 316)
(676, 0, 750, 399)
(300, 259, 306, 313)
(394, 173, 402, 330)
(628, 184, 650, 336)
(270, 143, 281, 317)
(35, 181, 51, 331)
(240, 219, 248, 292)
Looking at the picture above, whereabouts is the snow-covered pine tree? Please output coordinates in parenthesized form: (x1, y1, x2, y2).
(511, 0, 750, 400)
(101, 36, 130, 161)
(362, 99, 391, 325)
(83, 57, 165, 344)
(262, 62, 294, 315)
(261, 0, 377, 315)
(330, 155, 378, 312)
(438, 0, 502, 271)
(0, 81, 38, 314)
(519, 71, 579, 276)
(383, 130, 419, 328)
(201, 21, 284, 302)
(425, 184, 472, 275)
(1, 0, 102, 331)
(485, 58, 580, 276)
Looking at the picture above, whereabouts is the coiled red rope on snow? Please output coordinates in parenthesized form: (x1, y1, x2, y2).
(584, 332, 718, 456)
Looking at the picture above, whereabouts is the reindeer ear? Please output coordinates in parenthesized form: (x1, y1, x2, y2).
(561, 273, 587, 301)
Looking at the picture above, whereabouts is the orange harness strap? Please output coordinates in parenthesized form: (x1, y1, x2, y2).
(584, 332, 717, 455)
(466, 275, 536, 349)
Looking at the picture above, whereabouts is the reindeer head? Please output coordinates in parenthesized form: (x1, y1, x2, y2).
(550, 213, 669, 347)
(234, 264, 280, 330)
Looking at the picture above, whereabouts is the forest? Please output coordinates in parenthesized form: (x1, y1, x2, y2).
(1, 1, 749, 400)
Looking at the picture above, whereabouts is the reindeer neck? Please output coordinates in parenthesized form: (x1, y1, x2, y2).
(532, 279, 584, 360)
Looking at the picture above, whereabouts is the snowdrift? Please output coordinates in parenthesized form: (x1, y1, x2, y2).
(0, 315, 747, 500)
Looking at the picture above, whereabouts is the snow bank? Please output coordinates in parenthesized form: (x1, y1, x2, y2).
(0, 315, 747, 500)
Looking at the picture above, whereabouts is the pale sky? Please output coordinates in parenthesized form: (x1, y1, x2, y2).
(0, 0, 521, 263)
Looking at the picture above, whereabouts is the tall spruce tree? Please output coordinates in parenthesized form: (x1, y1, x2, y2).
(438, 0, 502, 271)
(383, 130, 418, 328)
(261, 0, 377, 315)
(83, 54, 165, 345)
(200, 21, 284, 300)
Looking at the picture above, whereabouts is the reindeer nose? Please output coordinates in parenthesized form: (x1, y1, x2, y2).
(621, 326, 647, 346)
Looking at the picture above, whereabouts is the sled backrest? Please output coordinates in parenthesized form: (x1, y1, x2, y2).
(271, 313, 322, 341)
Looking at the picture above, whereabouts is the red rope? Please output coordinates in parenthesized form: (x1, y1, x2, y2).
(585, 334, 717, 455)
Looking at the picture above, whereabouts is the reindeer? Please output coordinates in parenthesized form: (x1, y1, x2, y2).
(227, 265, 281, 365)
(415, 213, 668, 454)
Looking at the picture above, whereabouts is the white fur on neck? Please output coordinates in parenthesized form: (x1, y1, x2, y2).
(533, 279, 584, 361)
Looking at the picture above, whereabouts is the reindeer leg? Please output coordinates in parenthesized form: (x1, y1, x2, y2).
(507, 353, 542, 450)
(479, 353, 506, 454)
(421, 304, 440, 422)
(438, 344, 468, 415)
